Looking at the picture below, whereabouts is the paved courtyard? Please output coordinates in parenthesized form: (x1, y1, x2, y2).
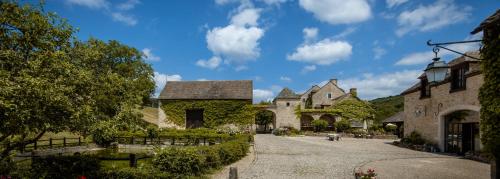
(236, 134, 489, 179)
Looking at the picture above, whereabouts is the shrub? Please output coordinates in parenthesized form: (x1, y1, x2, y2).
(271, 126, 301, 136)
(30, 155, 101, 178)
(146, 126, 159, 139)
(153, 147, 206, 176)
(334, 120, 351, 132)
(402, 131, 426, 145)
(97, 168, 173, 179)
(152, 134, 250, 176)
(92, 121, 119, 146)
(312, 120, 328, 132)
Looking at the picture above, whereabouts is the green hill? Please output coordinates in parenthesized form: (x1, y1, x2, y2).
(370, 95, 404, 124)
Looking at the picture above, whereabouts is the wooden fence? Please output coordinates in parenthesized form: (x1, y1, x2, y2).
(19, 137, 85, 152)
(115, 136, 226, 146)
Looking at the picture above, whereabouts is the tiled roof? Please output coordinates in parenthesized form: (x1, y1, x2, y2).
(383, 112, 404, 123)
(471, 9, 500, 34)
(159, 80, 252, 100)
(275, 87, 300, 99)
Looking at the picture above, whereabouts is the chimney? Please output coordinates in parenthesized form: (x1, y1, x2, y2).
(330, 78, 338, 85)
(350, 88, 357, 96)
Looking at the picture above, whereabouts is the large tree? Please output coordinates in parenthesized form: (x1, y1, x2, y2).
(0, 2, 154, 161)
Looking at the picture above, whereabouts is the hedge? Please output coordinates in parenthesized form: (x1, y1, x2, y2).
(152, 134, 251, 176)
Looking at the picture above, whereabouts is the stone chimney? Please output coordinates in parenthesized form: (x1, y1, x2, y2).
(350, 88, 357, 97)
(330, 78, 338, 85)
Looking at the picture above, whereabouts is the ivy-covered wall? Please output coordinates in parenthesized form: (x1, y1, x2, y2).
(160, 100, 255, 128)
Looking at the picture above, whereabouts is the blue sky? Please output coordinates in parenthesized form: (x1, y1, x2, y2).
(33, 0, 498, 102)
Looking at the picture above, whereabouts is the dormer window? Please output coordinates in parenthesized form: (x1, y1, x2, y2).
(420, 78, 431, 99)
(286, 102, 290, 107)
(327, 93, 332, 99)
(450, 63, 468, 92)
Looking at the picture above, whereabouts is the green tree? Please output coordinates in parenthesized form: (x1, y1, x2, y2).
(0, 2, 154, 161)
(331, 99, 375, 121)
(255, 110, 274, 130)
(334, 119, 351, 132)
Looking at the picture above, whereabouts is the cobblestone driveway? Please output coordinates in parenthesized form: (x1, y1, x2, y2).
(238, 134, 489, 179)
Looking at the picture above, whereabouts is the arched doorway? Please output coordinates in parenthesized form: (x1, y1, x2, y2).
(320, 114, 336, 131)
(255, 110, 276, 133)
(300, 115, 314, 131)
(443, 110, 480, 154)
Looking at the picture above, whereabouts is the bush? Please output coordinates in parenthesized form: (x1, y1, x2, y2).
(146, 126, 159, 139)
(334, 120, 351, 132)
(30, 155, 101, 178)
(97, 168, 173, 179)
(402, 131, 426, 145)
(312, 120, 328, 132)
(271, 126, 301, 136)
(153, 147, 206, 176)
(152, 134, 250, 176)
(92, 121, 119, 146)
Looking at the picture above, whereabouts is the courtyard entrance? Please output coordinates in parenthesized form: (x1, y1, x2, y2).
(444, 110, 481, 154)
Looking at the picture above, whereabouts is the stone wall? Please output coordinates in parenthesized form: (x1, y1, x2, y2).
(274, 99, 301, 129)
(403, 74, 483, 150)
(312, 81, 345, 108)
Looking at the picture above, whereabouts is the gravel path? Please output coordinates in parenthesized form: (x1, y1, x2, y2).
(237, 134, 489, 179)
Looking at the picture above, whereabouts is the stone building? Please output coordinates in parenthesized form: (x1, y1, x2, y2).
(401, 52, 482, 154)
(156, 80, 253, 129)
(263, 79, 364, 131)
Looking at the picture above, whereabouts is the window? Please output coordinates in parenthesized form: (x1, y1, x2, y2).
(327, 93, 332, 99)
(286, 102, 290, 107)
(420, 78, 431, 99)
(450, 63, 468, 91)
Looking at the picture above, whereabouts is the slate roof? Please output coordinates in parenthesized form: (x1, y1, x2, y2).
(383, 112, 404, 123)
(275, 87, 300, 99)
(471, 9, 500, 34)
(159, 80, 252, 100)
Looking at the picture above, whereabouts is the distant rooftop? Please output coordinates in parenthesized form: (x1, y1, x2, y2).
(159, 80, 252, 100)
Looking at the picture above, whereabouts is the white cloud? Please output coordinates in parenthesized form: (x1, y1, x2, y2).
(153, 72, 182, 97)
(396, 0, 471, 36)
(196, 56, 222, 69)
(303, 27, 318, 42)
(197, 78, 209, 81)
(111, 12, 137, 26)
(117, 0, 140, 10)
(231, 8, 261, 27)
(386, 0, 408, 8)
(66, 0, 109, 9)
(332, 27, 357, 39)
(205, 7, 265, 67)
(280, 76, 292, 82)
(301, 65, 316, 74)
(299, 0, 371, 25)
(253, 89, 274, 103)
(142, 48, 160, 61)
(339, 70, 422, 99)
(287, 39, 352, 65)
(373, 46, 386, 60)
(259, 0, 288, 5)
(396, 33, 481, 65)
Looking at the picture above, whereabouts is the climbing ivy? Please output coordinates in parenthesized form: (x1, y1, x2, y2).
(161, 100, 255, 128)
(478, 25, 500, 158)
(296, 99, 375, 121)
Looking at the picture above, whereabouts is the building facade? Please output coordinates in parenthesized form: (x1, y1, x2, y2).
(263, 79, 363, 131)
(401, 52, 482, 154)
(156, 80, 253, 129)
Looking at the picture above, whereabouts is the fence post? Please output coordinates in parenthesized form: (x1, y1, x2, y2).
(144, 137, 147, 145)
(171, 138, 175, 145)
(34, 140, 37, 150)
(229, 167, 238, 179)
(78, 137, 81, 146)
(129, 154, 137, 168)
(131, 136, 134, 144)
(203, 138, 206, 145)
(63, 137, 66, 147)
(49, 138, 52, 148)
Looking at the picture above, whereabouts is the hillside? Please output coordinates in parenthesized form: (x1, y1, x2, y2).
(369, 95, 404, 124)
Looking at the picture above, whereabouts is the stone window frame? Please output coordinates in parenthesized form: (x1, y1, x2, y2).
(450, 63, 469, 93)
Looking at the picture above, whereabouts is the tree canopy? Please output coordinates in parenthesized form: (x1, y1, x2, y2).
(0, 2, 154, 160)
